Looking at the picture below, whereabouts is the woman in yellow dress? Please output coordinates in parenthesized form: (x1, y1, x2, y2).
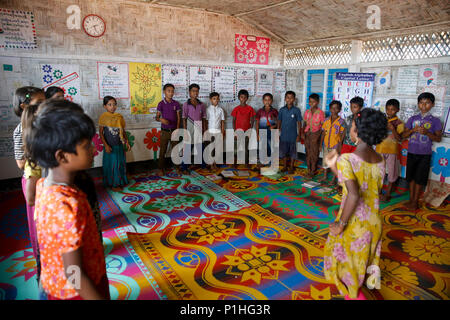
(323, 108, 388, 300)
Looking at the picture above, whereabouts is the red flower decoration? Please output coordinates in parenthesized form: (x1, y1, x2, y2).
(92, 133, 104, 157)
(398, 140, 408, 167)
(144, 128, 161, 151)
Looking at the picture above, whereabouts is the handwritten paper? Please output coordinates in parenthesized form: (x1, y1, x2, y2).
(274, 70, 286, 93)
(396, 67, 419, 95)
(0, 9, 37, 50)
(162, 64, 188, 101)
(0, 136, 14, 158)
(97, 62, 129, 99)
(236, 68, 255, 96)
(256, 69, 274, 96)
(212, 66, 236, 102)
(189, 66, 212, 99)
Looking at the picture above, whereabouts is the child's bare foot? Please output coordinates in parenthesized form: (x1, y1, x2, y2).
(176, 167, 182, 175)
(283, 166, 289, 173)
(288, 166, 295, 174)
(157, 169, 165, 177)
(404, 201, 418, 210)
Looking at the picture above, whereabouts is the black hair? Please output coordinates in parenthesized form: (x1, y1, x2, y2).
(163, 83, 175, 91)
(25, 100, 95, 169)
(329, 100, 342, 111)
(45, 86, 64, 100)
(418, 92, 435, 104)
(103, 96, 117, 106)
(262, 93, 273, 100)
(354, 108, 388, 146)
(189, 83, 200, 91)
(238, 89, 249, 98)
(309, 93, 320, 102)
(13, 86, 44, 117)
(285, 91, 296, 99)
(209, 92, 220, 99)
(350, 96, 364, 109)
(385, 98, 400, 111)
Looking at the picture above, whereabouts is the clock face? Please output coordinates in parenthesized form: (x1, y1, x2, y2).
(82, 14, 106, 38)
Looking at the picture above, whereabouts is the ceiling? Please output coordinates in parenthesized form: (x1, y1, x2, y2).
(139, 0, 450, 46)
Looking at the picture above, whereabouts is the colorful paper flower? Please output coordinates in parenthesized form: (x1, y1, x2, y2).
(92, 133, 103, 157)
(144, 128, 160, 151)
(65, 94, 73, 101)
(431, 146, 450, 178)
(43, 74, 53, 84)
(259, 54, 267, 64)
(42, 64, 52, 73)
(245, 48, 258, 64)
(236, 52, 245, 62)
(53, 69, 63, 79)
(126, 131, 135, 148)
(256, 39, 269, 53)
(235, 35, 248, 51)
(68, 87, 77, 96)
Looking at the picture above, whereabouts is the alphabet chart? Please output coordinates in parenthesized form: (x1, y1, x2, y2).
(333, 72, 375, 118)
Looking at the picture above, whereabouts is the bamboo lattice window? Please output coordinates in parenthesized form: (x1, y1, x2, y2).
(284, 43, 352, 67)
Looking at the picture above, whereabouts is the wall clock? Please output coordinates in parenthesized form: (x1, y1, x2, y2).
(82, 14, 106, 38)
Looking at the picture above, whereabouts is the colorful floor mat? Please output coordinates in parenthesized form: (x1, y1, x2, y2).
(105, 171, 250, 233)
(128, 204, 343, 300)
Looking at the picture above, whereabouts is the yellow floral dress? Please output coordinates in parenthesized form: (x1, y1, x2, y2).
(324, 153, 385, 298)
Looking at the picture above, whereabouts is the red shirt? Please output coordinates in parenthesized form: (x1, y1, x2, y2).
(231, 105, 256, 131)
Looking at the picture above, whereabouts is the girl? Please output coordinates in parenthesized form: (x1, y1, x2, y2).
(44, 86, 65, 100)
(12, 86, 45, 283)
(27, 100, 109, 300)
(323, 108, 387, 300)
(256, 93, 278, 167)
(99, 96, 130, 190)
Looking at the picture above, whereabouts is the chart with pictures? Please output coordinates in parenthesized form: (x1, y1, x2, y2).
(40, 64, 82, 104)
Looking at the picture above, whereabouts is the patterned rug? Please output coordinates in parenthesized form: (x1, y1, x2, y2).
(105, 171, 250, 234)
(128, 204, 343, 300)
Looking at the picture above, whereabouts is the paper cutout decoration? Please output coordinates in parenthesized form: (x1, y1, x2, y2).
(0, 9, 37, 50)
(129, 62, 162, 114)
(235, 34, 270, 65)
(97, 62, 129, 99)
(419, 65, 438, 87)
(40, 64, 81, 104)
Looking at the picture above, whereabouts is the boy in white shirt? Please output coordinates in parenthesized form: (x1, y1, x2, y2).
(206, 92, 225, 171)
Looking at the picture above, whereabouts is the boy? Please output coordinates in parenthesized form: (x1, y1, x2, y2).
(156, 83, 181, 176)
(206, 92, 225, 171)
(341, 96, 364, 154)
(402, 92, 442, 210)
(256, 93, 278, 166)
(277, 91, 302, 174)
(231, 89, 256, 168)
(375, 99, 404, 201)
(319, 100, 345, 184)
(182, 84, 207, 174)
(303, 93, 325, 178)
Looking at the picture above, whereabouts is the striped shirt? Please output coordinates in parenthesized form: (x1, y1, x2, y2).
(13, 123, 24, 160)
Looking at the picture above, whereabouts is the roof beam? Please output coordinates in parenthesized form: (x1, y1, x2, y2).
(233, 0, 297, 17)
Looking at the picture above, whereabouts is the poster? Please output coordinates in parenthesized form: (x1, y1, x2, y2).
(0, 8, 37, 50)
(256, 69, 274, 96)
(235, 34, 270, 65)
(0, 56, 21, 72)
(162, 64, 188, 101)
(422, 85, 446, 102)
(399, 99, 418, 123)
(189, 66, 212, 99)
(274, 70, 286, 93)
(40, 64, 81, 103)
(236, 68, 255, 96)
(444, 107, 450, 135)
(419, 65, 438, 87)
(97, 62, 129, 99)
(0, 99, 18, 137)
(396, 67, 419, 95)
(212, 66, 235, 102)
(333, 72, 375, 118)
(372, 98, 387, 113)
(366, 67, 391, 89)
(129, 62, 162, 114)
(0, 136, 14, 158)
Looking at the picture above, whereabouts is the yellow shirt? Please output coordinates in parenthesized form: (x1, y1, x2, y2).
(376, 118, 404, 154)
(24, 161, 42, 179)
(322, 116, 345, 149)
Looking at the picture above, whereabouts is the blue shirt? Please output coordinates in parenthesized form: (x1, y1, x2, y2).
(278, 105, 303, 142)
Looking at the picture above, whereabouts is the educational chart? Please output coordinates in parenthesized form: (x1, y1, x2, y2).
(0, 56, 21, 72)
(419, 65, 438, 87)
(212, 66, 236, 102)
(366, 67, 391, 89)
(422, 85, 446, 119)
(236, 68, 255, 96)
(40, 64, 81, 103)
(189, 66, 212, 99)
(396, 67, 419, 95)
(97, 62, 129, 99)
(0, 8, 37, 50)
(129, 62, 162, 115)
(162, 64, 188, 101)
(274, 70, 286, 93)
(235, 34, 270, 65)
(333, 72, 375, 118)
(0, 99, 18, 137)
(256, 69, 274, 96)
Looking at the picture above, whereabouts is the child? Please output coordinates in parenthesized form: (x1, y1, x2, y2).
(27, 100, 109, 300)
(319, 100, 345, 184)
(99, 96, 131, 190)
(277, 91, 302, 174)
(181, 84, 207, 174)
(156, 83, 181, 176)
(231, 89, 256, 168)
(303, 93, 325, 179)
(324, 108, 388, 300)
(341, 96, 364, 154)
(402, 92, 442, 210)
(256, 93, 278, 166)
(206, 92, 225, 171)
(376, 99, 404, 202)
(12, 86, 45, 283)
(44, 86, 65, 100)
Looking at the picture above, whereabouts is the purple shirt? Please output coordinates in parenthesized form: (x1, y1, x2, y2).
(406, 114, 442, 155)
(182, 100, 206, 122)
(157, 99, 181, 130)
